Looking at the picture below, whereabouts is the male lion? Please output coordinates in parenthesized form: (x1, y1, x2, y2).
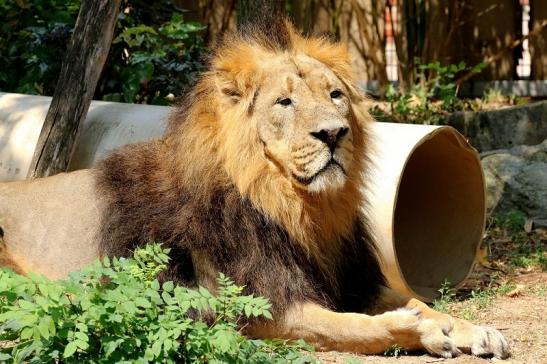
(0, 21, 508, 359)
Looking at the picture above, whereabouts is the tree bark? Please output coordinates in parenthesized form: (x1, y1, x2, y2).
(237, 0, 285, 27)
(27, 0, 121, 179)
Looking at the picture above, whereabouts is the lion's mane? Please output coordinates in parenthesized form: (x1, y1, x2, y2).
(97, 20, 384, 316)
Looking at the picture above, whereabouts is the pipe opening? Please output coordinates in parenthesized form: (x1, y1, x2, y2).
(393, 129, 485, 299)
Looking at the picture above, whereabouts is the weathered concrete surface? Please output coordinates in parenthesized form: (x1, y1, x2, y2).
(0, 92, 167, 181)
(482, 139, 547, 218)
(446, 101, 547, 152)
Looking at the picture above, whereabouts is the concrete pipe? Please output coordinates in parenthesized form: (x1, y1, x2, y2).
(0, 93, 485, 301)
(0, 93, 167, 180)
(367, 123, 485, 301)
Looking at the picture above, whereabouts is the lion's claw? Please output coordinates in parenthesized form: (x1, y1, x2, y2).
(468, 326, 510, 359)
(417, 316, 509, 359)
(450, 320, 510, 359)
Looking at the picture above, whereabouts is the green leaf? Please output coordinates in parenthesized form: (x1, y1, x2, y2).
(211, 329, 237, 354)
(75, 331, 88, 342)
(244, 304, 252, 317)
(135, 297, 152, 308)
(151, 340, 162, 358)
(262, 310, 273, 320)
(20, 327, 34, 340)
(38, 316, 53, 339)
(163, 281, 174, 292)
(122, 300, 137, 314)
(198, 286, 212, 298)
(103, 256, 111, 267)
(104, 338, 123, 357)
(18, 300, 35, 310)
(75, 339, 89, 350)
(161, 291, 174, 305)
(63, 341, 78, 358)
(80, 297, 92, 310)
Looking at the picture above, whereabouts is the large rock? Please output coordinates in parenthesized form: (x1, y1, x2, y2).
(446, 101, 547, 152)
(482, 139, 547, 218)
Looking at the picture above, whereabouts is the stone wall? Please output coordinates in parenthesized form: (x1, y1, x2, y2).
(445, 101, 547, 220)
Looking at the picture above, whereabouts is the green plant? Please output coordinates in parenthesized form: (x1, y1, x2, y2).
(511, 251, 547, 270)
(492, 211, 525, 233)
(489, 211, 546, 271)
(432, 279, 456, 313)
(383, 344, 407, 357)
(0, 244, 316, 363)
(459, 286, 496, 321)
(0, 0, 80, 95)
(482, 88, 506, 105)
(448, 281, 522, 321)
(0, 1, 206, 105)
(105, 11, 206, 104)
(372, 61, 485, 125)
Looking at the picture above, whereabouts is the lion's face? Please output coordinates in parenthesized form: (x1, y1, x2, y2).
(252, 54, 355, 193)
(170, 23, 368, 246)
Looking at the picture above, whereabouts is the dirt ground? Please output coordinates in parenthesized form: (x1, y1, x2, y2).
(314, 221, 547, 364)
(315, 273, 546, 364)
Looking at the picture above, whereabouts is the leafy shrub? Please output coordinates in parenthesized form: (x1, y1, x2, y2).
(0, 244, 316, 363)
(371, 61, 485, 125)
(0, 0, 80, 95)
(102, 8, 206, 104)
(492, 211, 525, 233)
(0, 0, 206, 105)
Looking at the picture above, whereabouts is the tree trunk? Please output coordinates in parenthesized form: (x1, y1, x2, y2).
(27, 0, 121, 179)
(237, 0, 285, 27)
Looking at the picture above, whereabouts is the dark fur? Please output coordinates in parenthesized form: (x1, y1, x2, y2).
(97, 140, 384, 316)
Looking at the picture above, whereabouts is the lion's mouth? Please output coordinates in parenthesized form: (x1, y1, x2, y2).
(292, 158, 346, 186)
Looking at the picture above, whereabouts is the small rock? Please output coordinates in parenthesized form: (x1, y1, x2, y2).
(506, 284, 526, 298)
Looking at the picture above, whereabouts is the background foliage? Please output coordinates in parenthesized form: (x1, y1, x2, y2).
(0, 0, 206, 105)
(370, 61, 487, 124)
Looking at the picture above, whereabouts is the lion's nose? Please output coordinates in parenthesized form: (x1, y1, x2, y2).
(310, 127, 349, 151)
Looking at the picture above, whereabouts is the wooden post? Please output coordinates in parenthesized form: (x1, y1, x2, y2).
(237, 0, 285, 27)
(27, 0, 121, 179)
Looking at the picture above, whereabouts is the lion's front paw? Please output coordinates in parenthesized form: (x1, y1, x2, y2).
(449, 320, 510, 359)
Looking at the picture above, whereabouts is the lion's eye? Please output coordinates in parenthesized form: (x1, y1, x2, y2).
(330, 89, 343, 99)
(276, 97, 292, 106)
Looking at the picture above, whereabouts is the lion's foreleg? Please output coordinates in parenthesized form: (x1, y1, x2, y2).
(373, 287, 510, 359)
(249, 302, 442, 355)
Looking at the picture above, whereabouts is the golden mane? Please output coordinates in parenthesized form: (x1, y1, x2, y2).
(163, 21, 373, 271)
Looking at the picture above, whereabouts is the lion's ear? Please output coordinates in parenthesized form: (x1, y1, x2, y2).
(214, 71, 243, 104)
(211, 43, 259, 105)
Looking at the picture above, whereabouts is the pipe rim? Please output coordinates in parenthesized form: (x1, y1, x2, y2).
(390, 126, 486, 302)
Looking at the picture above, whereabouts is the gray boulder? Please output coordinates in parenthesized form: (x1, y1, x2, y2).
(482, 139, 547, 218)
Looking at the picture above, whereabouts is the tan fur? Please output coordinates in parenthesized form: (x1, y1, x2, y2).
(164, 25, 371, 273)
(247, 287, 509, 358)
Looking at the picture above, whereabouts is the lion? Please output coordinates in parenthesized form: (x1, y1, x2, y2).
(0, 20, 509, 359)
